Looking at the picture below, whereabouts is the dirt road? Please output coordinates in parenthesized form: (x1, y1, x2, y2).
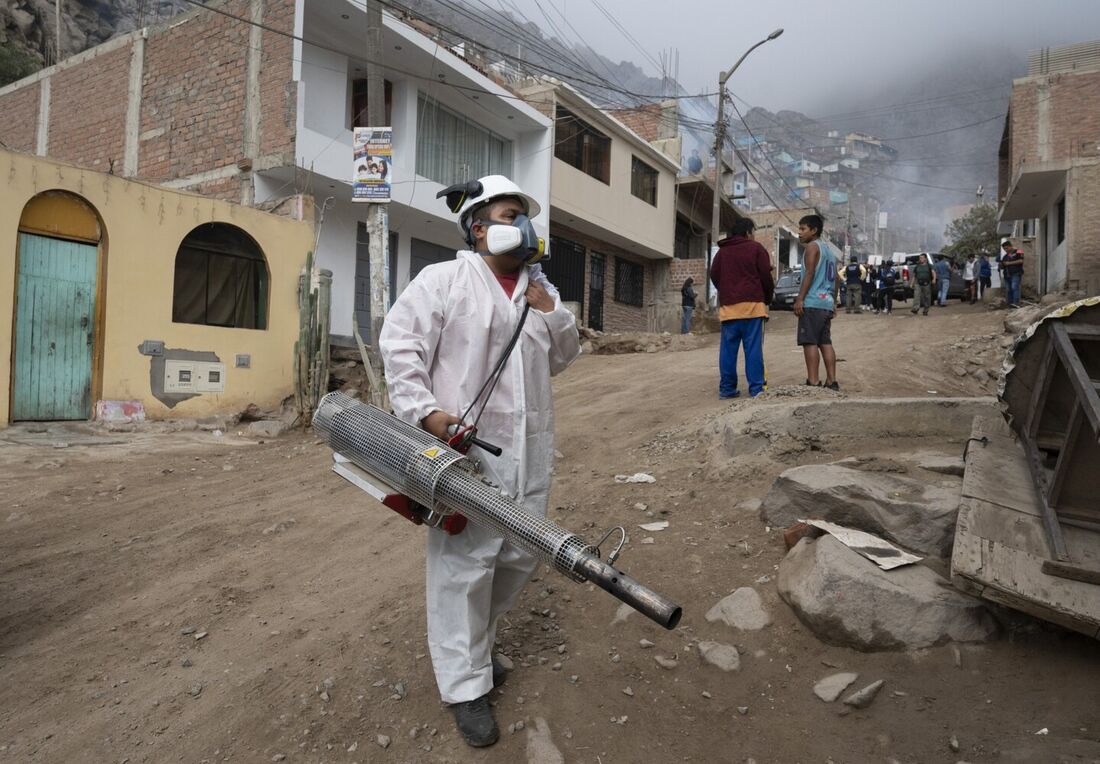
(2, 303, 1099, 763)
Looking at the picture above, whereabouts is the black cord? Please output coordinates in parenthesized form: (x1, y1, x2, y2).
(963, 436, 989, 462)
(460, 302, 531, 429)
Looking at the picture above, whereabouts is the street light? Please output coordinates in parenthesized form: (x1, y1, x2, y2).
(708, 28, 784, 303)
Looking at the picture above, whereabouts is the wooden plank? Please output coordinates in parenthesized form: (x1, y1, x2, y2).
(979, 584, 1100, 639)
(1049, 403, 1082, 507)
(1065, 324, 1100, 339)
(952, 416, 1100, 640)
(961, 417, 1043, 517)
(1042, 560, 1100, 586)
(1050, 322, 1100, 436)
(950, 502, 986, 580)
(1055, 410, 1100, 521)
(1026, 324, 1056, 440)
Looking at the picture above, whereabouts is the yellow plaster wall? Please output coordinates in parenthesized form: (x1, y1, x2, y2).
(1, 150, 314, 425)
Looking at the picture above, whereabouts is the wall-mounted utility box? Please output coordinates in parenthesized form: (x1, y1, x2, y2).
(164, 360, 226, 394)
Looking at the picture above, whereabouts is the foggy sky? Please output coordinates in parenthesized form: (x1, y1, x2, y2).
(507, 0, 1097, 114)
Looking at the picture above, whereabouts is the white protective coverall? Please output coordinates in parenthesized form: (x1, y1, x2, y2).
(379, 249, 581, 704)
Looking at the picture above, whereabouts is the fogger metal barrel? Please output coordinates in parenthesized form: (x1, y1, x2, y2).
(313, 392, 682, 630)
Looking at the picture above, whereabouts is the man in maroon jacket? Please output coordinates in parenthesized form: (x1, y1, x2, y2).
(709, 217, 775, 398)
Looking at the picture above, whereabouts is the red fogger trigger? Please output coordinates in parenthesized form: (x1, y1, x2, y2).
(446, 423, 504, 457)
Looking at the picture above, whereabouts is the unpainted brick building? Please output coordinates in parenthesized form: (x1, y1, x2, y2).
(998, 40, 1100, 296)
(0, 0, 297, 203)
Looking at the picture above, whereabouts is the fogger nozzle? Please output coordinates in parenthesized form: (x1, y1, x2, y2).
(313, 392, 682, 630)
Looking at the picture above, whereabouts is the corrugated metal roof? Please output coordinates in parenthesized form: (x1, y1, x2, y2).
(1028, 40, 1100, 75)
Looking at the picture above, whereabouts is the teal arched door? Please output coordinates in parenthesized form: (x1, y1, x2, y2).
(11, 232, 99, 421)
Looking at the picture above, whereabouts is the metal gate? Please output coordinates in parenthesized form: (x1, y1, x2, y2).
(588, 252, 605, 331)
(544, 235, 585, 313)
(12, 233, 98, 421)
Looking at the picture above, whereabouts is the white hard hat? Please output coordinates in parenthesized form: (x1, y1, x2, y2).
(437, 175, 541, 243)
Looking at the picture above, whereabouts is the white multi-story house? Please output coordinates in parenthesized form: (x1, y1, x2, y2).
(264, 3, 553, 341)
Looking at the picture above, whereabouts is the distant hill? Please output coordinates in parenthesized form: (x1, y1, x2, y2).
(1, 0, 190, 85)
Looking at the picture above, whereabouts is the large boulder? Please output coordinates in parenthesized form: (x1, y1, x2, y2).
(778, 536, 998, 651)
(761, 464, 960, 557)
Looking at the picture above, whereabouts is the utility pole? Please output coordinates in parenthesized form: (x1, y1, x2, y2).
(708, 86, 726, 306)
(364, 0, 390, 408)
(55, 0, 62, 64)
(709, 29, 783, 306)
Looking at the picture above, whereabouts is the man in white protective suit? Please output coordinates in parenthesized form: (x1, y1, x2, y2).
(378, 175, 581, 747)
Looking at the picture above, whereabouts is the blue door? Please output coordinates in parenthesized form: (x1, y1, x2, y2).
(11, 233, 98, 421)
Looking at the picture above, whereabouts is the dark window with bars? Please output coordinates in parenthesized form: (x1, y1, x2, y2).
(554, 106, 611, 184)
(614, 256, 644, 307)
(630, 155, 658, 205)
(544, 236, 586, 308)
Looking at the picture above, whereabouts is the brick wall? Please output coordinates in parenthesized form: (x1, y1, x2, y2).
(551, 222, 665, 333)
(48, 46, 130, 172)
(0, 82, 39, 152)
(1068, 161, 1100, 295)
(139, 9, 249, 182)
(606, 104, 661, 142)
(1009, 69, 1100, 170)
(259, 0, 297, 159)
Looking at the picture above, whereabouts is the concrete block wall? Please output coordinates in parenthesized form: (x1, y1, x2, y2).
(0, 0, 297, 203)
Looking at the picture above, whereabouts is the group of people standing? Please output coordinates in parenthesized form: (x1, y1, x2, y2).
(690, 222, 1033, 400)
(707, 213, 840, 397)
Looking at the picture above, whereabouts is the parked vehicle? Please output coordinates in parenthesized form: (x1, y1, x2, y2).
(771, 269, 803, 310)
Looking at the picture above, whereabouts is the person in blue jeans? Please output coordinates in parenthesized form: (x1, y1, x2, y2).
(933, 255, 953, 306)
(709, 216, 774, 398)
(680, 277, 696, 334)
(1002, 248, 1025, 307)
(977, 253, 992, 300)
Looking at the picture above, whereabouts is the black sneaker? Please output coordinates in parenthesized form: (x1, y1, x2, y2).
(452, 693, 499, 747)
(825, 381, 840, 391)
(804, 379, 822, 387)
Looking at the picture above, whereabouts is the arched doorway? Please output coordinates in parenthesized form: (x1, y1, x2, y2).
(11, 191, 106, 421)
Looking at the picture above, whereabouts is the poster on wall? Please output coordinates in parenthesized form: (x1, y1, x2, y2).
(352, 127, 392, 203)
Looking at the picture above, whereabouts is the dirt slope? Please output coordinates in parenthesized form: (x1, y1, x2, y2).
(2, 304, 1098, 764)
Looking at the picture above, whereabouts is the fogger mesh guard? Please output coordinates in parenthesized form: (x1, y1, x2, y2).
(312, 392, 592, 579)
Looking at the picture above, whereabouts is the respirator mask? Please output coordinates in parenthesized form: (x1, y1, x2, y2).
(477, 214, 547, 264)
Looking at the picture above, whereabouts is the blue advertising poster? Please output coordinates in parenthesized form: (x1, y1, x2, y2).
(352, 127, 392, 203)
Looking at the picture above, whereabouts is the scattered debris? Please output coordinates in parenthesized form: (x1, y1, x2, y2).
(697, 641, 740, 672)
(639, 521, 669, 531)
(813, 672, 859, 703)
(803, 518, 922, 570)
(842, 679, 885, 709)
(704, 587, 772, 631)
(615, 472, 656, 484)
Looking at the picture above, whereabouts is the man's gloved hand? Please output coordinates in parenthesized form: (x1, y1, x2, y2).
(422, 410, 462, 441)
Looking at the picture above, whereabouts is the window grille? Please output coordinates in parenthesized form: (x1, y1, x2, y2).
(614, 256, 644, 307)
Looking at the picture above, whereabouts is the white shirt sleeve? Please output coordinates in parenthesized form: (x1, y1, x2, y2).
(378, 273, 445, 426)
(529, 267, 582, 376)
